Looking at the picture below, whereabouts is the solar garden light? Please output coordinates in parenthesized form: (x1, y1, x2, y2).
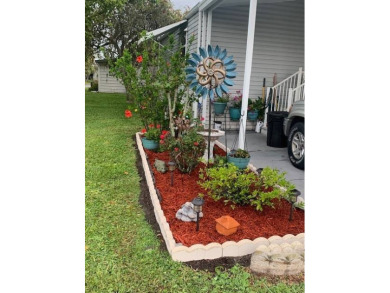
(289, 189, 301, 221)
(192, 196, 204, 231)
(167, 161, 176, 186)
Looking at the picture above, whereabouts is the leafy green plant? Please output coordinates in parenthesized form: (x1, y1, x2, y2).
(111, 33, 196, 133)
(213, 155, 228, 167)
(247, 97, 266, 119)
(199, 163, 257, 208)
(144, 127, 160, 141)
(229, 148, 250, 158)
(160, 128, 206, 173)
(199, 164, 294, 211)
(211, 265, 251, 292)
(214, 93, 230, 103)
(249, 167, 295, 211)
(88, 80, 98, 91)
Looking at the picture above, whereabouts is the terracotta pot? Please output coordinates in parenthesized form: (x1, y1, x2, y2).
(215, 215, 240, 236)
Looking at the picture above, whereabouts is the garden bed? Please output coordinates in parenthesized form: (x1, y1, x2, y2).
(135, 133, 305, 262)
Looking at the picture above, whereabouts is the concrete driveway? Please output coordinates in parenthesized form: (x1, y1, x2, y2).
(222, 130, 305, 199)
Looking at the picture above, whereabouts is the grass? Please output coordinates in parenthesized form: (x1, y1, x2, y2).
(85, 91, 305, 292)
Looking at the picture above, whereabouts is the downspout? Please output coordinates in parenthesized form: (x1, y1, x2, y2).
(201, 10, 208, 124)
(192, 11, 203, 119)
(238, 0, 258, 150)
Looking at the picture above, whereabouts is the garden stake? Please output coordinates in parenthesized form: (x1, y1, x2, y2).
(185, 45, 237, 168)
(207, 97, 212, 167)
(289, 189, 301, 221)
(168, 161, 176, 186)
(192, 196, 204, 232)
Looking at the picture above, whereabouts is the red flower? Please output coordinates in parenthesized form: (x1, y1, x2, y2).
(149, 124, 154, 128)
(141, 129, 147, 133)
(193, 142, 199, 146)
(162, 130, 168, 136)
(125, 109, 132, 118)
(160, 135, 165, 139)
(160, 140, 164, 144)
(136, 55, 143, 63)
(201, 117, 205, 121)
(156, 124, 161, 129)
(174, 147, 179, 152)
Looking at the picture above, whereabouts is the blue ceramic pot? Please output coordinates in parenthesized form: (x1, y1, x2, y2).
(229, 107, 241, 121)
(227, 155, 250, 169)
(214, 102, 227, 115)
(142, 137, 159, 150)
(247, 110, 259, 121)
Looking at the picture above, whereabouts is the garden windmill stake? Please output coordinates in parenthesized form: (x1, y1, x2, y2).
(185, 45, 237, 167)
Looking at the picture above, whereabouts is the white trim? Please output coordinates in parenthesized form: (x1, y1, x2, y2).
(238, 0, 258, 149)
(201, 11, 208, 122)
(197, 10, 202, 49)
(207, 10, 212, 45)
(137, 20, 187, 44)
(201, 11, 207, 47)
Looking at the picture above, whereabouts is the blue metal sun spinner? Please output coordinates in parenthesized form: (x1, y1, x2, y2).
(185, 45, 236, 101)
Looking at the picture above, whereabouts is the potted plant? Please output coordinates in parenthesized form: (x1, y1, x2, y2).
(141, 127, 161, 150)
(247, 99, 259, 121)
(227, 148, 250, 169)
(213, 93, 230, 115)
(229, 90, 242, 121)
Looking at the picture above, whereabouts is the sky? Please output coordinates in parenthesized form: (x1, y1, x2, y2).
(171, 0, 200, 11)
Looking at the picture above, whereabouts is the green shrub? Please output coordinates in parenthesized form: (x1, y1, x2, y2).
(199, 165, 294, 210)
(88, 80, 98, 91)
(199, 163, 257, 208)
(160, 128, 206, 173)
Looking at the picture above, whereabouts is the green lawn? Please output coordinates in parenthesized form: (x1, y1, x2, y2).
(85, 91, 304, 292)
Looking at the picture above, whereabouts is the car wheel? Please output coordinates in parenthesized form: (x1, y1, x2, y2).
(287, 122, 304, 170)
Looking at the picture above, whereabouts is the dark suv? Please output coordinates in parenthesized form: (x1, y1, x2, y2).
(283, 101, 304, 170)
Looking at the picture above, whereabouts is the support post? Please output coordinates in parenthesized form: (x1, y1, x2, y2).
(238, 0, 258, 149)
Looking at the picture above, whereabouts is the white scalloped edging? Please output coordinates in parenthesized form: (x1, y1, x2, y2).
(136, 133, 305, 263)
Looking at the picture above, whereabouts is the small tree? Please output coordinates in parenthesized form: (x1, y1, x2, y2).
(110, 32, 197, 132)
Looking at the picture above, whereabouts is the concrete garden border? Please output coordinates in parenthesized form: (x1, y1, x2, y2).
(136, 132, 305, 263)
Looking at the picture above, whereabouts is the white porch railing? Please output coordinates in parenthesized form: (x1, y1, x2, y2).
(287, 82, 305, 110)
(263, 67, 304, 127)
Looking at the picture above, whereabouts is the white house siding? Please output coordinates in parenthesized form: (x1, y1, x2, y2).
(186, 11, 199, 53)
(97, 63, 126, 93)
(211, 0, 304, 98)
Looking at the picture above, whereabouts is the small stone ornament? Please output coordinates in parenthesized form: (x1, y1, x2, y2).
(154, 159, 167, 173)
(176, 202, 203, 222)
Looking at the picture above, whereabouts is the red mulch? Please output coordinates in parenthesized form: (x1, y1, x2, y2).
(144, 145, 304, 247)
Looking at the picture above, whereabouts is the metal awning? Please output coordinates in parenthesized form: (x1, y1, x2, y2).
(138, 20, 187, 44)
